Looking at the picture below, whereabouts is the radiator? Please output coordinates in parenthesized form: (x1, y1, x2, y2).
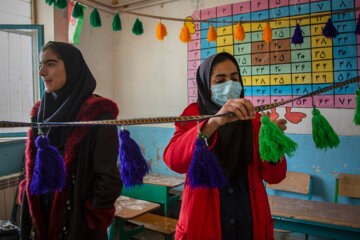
(0, 172, 24, 220)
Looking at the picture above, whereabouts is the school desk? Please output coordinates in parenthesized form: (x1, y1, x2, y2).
(121, 173, 185, 216)
(268, 195, 360, 239)
(108, 196, 160, 240)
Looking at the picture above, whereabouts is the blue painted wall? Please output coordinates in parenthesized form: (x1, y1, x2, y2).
(126, 126, 360, 205)
(1, 127, 359, 205)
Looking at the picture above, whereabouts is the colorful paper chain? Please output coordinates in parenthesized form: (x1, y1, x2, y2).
(1, 76, 359, 128)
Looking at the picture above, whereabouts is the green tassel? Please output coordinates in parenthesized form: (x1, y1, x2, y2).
(259, 115, 297, 164)
(90, 8, 102, 28)
(354, 88, 360, 125)
(112, 13, 122, 31)
(132, 18, 144, 35)
(312, 108, 340, 149)
(72, 2, 84, 18)
(54, 0, 68, 9)
(45, 0, 55, 6)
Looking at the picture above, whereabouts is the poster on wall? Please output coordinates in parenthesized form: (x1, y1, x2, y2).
(187, 0, 360, 124)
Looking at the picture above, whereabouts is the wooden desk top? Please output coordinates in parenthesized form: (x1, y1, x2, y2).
(114, 196, 160, 220)
(143, 173, 185, 188)
(268, 195, 360, 229)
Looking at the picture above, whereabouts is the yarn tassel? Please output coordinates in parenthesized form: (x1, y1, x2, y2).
(29, 136, 66, 195)
(259, 115, 297, 164)
(54, 0, 68, 9)
(322, 18, 339, 38)
(90, 8, 102, 28)
(262, 23, 272, 45)
(112, 13, 122, 31)
(179, 24, 191, 43)
(132, 18, 144, 35)
(207, 24, 217, 42)
(186, 137, 227, 189)
(234, 22, 245, 42)
(119, 129, 150, 189)
(45, 0, 55, 6)
(156, 22, 167, 40)
(356, 14, 360, 35)
(312, 107, 340, 149)
(353, 88, 360, 125)
(72, 2, 84, 18)
(292, 23, 304, 44)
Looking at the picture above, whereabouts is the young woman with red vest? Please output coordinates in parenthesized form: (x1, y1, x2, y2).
(164, 52, 288, 240)
(18, 42, 122, 240)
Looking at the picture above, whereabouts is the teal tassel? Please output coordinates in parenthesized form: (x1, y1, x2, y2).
(354, 88, 360, 125)
(259, 115, 297, 163)
(112, 13, 122, 31)
(72, 2, 84, 18)
(132, 18, 144, 35)
(45, 0, 55, 6)
(312, 108, 340, 149)
(90, 8, 102, 28)
(54, 0, 68, 9)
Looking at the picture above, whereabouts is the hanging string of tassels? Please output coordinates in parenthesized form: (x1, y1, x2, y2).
(46, 1, 360, 45)
(2, 77, 360, 191)
(2, 76, 359, 129)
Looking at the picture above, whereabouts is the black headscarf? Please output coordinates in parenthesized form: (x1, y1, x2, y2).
(197, 52, 253, 181)
(34, 42, 96, 153)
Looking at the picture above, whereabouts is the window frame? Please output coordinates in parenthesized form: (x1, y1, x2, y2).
(0, 24, 44, 137)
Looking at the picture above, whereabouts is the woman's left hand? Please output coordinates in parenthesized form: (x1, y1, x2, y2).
(265, 112, 287, 132)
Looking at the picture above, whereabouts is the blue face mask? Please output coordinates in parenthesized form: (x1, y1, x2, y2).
(211, 80, 242, 107)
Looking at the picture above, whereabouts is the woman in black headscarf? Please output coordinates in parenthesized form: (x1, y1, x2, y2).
(18, 42, 122, 240)
(164, 52, 287, 240)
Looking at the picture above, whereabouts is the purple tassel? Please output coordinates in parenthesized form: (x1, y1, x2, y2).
(292, 23, 304, 44)
(322, 18, 339, 38)
(186, 138, 227, 189)
(119, 129, 150, 189)
(356, 14, 360, 35)
(29, 136, 66, 195)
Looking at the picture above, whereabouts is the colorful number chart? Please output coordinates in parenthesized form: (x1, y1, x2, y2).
(187, 0, 360, 109)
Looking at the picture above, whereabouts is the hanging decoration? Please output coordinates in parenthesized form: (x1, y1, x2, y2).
(312, 107, 340, 150)
(291, 23, 304, 44)
(322, 18, 339, 38)
(354, 88, 360, 125)
(112, 13, 122, 31)
(45, 0, 55, 6)
(356, 14, 360, 35)
(72, 2, 84, 18)
(54, 0, 68, 9)
(156, 22, 167, 40)
(259, 115, 297, 164)
(119, 128, 150, 189)
(262, 23, 272, 45)
(186, 135, 227, 189)
(68, 1, 86, 44)
(179, 23, 191, 43)
(132, 18, 144, 35)
(207, 24, 217, 42)
(234, 22, 245, 42)
(29, 135, 66, 194)
(90, 8, 102, 27)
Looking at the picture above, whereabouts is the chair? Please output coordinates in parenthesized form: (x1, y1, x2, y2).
(334, 173, 360, 203)
(266, 171, 312, 200)
(266, 171, 312, 240)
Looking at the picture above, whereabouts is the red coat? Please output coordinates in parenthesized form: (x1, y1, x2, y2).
(163, 103, 287, 240)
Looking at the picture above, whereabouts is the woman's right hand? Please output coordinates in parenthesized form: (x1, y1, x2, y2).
(210, 98, 256, 127)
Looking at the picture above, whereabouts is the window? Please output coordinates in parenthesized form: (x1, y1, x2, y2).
(0, 26, 44, 136)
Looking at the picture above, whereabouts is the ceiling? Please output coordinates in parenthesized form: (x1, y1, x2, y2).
(87, 0, 179, 11)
